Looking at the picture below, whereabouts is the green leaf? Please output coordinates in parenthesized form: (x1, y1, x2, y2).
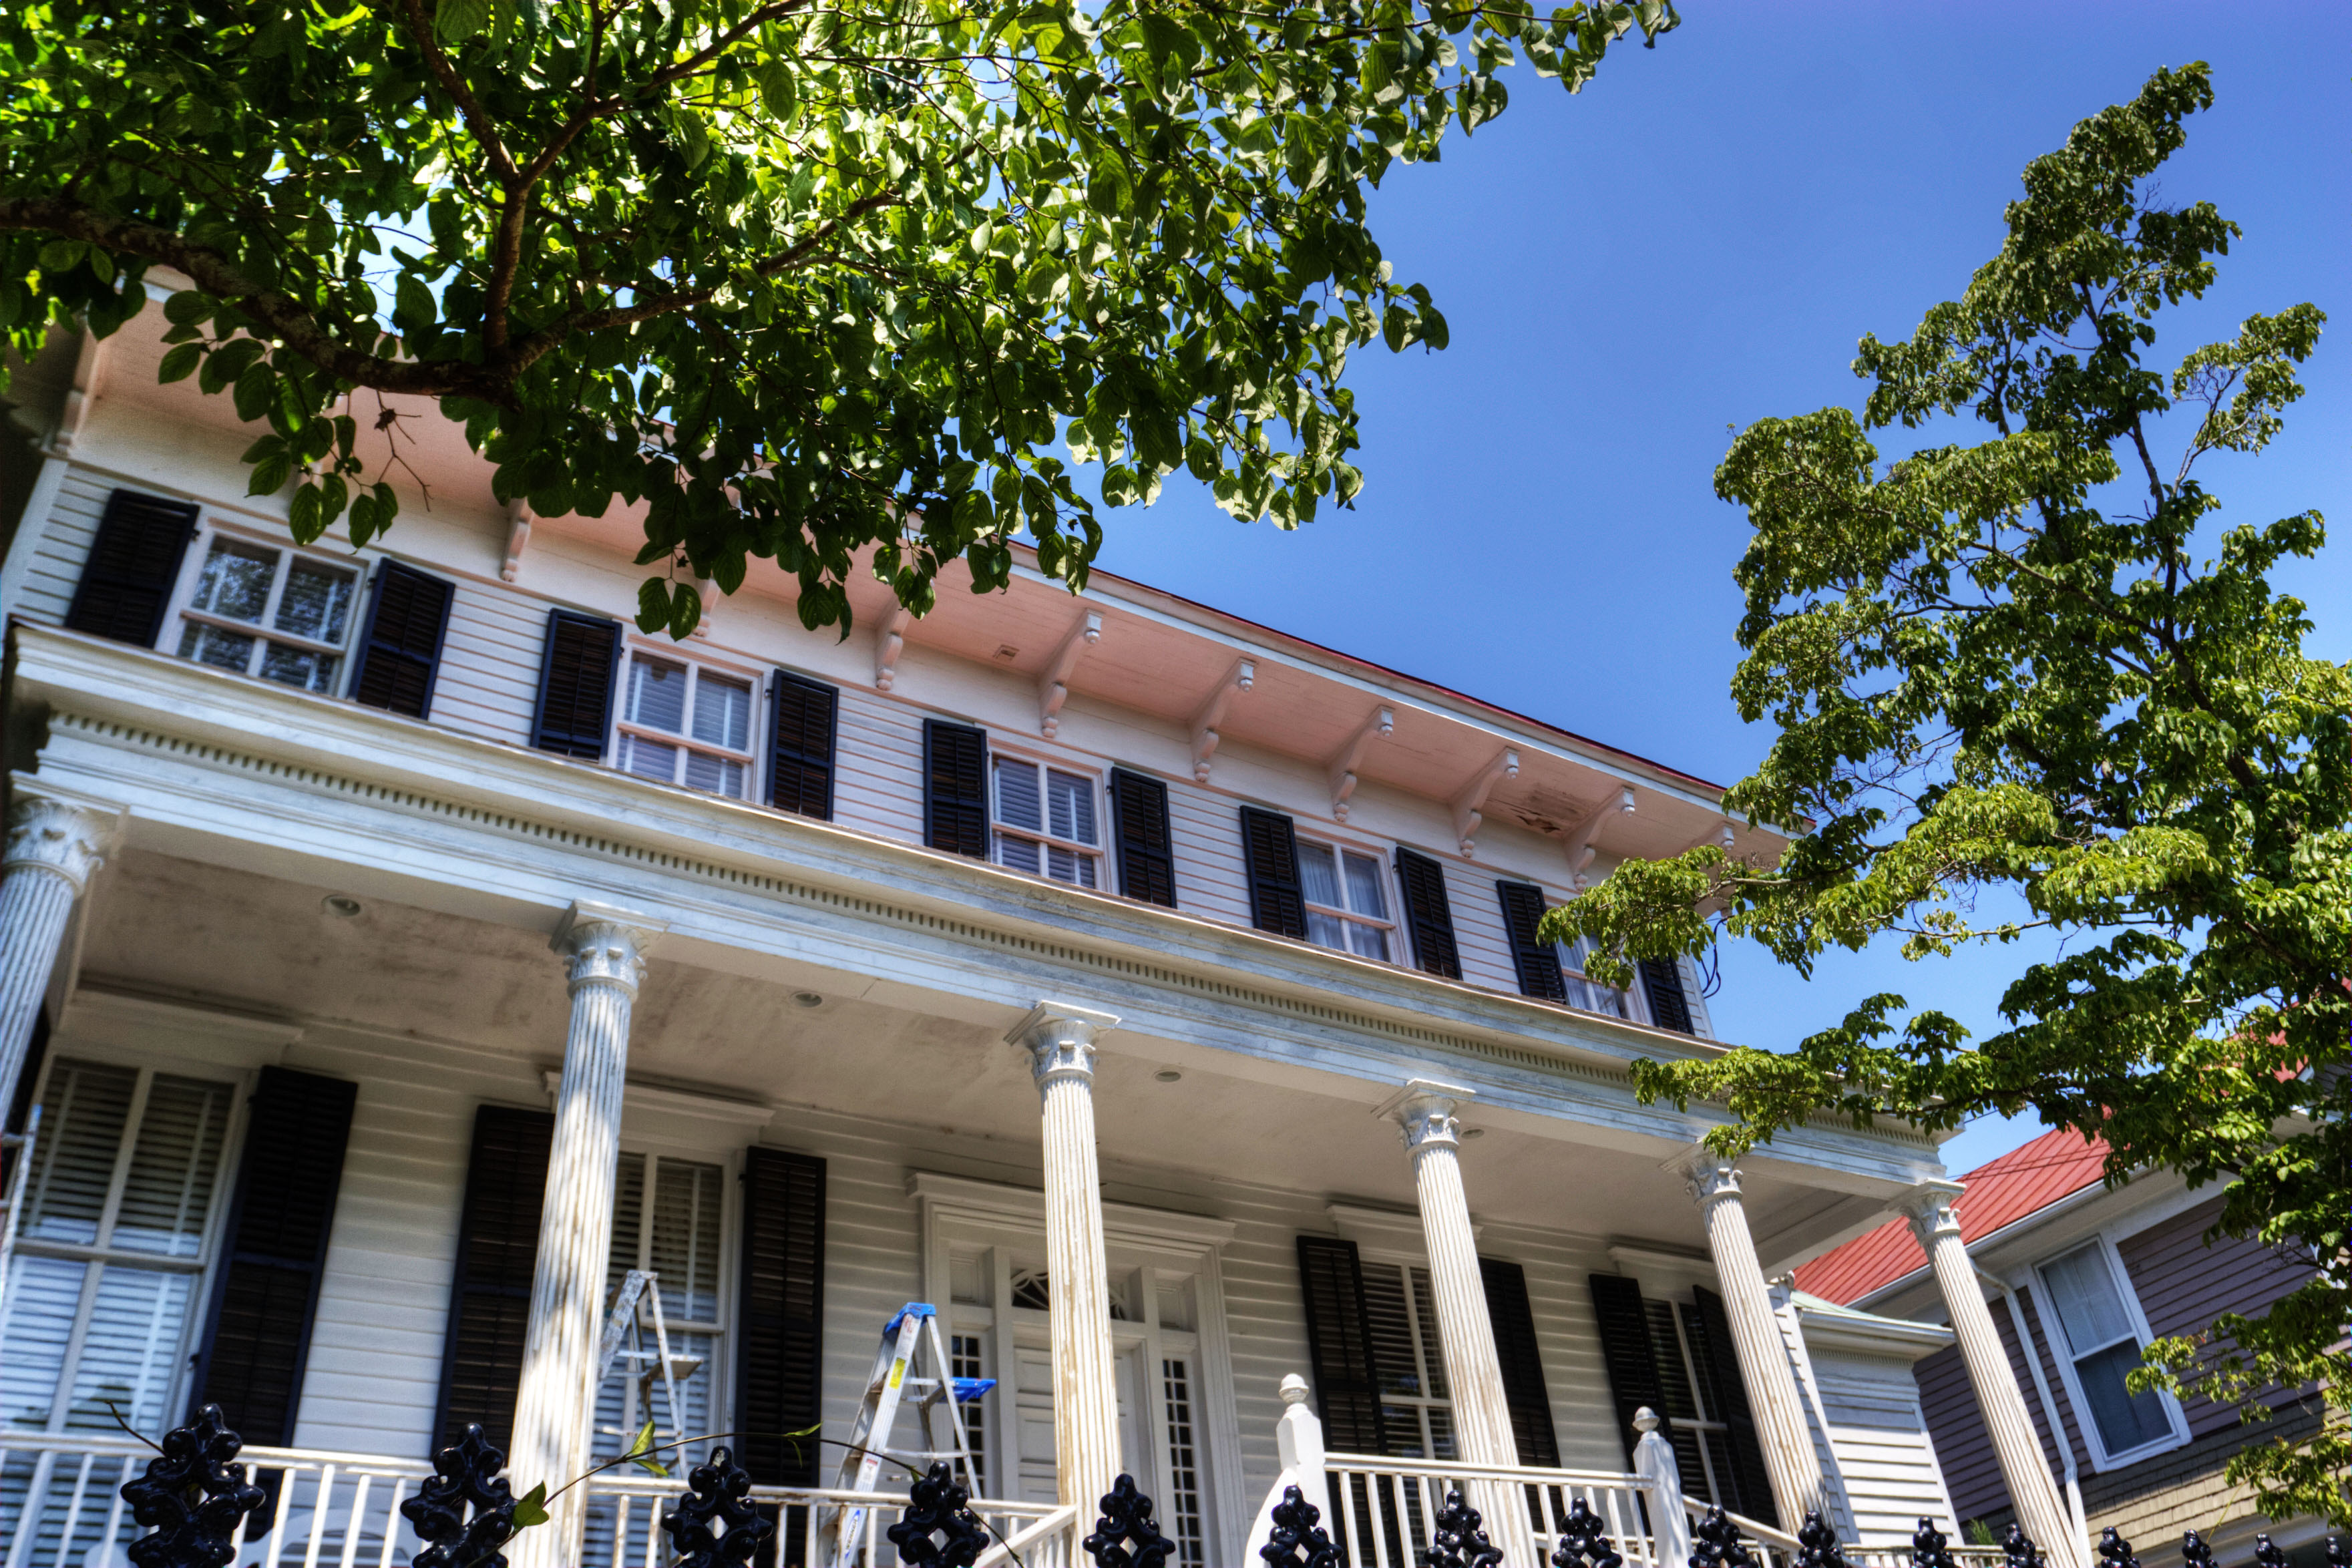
(157, 342, 203, 383)
(511, 1483, 549, 1529)
(636, 577, 672, 634)
(233, 361, 274, 424)
(162, 290, 216, 328)
(437, 0, 492, 43)
(37, 240, 85, 274)
(247, 452, 292, 497)
(288, 481, 323, 542)
(666, 582, 702, 640)
(624, 1418, 671, 1478)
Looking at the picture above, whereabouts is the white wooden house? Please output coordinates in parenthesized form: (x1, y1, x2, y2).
(0, 302, 2082, 1568)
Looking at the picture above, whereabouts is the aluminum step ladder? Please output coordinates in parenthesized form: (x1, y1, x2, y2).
(824, 1302, 995, 1565)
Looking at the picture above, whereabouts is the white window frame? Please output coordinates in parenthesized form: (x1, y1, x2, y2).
(1294, 835, 1402, 964)
(988, 749, 1107, 890)
(1354, 1251, 1457, 1462)
(1555, 933, 1637, 1021)
(159, 518, 369, 695)
(589, 1143, 734, 1456)
(608, 639, 764, 801)
(2030, 1234, 2187, 1470)
(913, 1173, 1245, 1563)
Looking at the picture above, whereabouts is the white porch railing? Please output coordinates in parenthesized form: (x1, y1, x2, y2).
(0, 1429, 1076, 1568)
(1320, 1452, 1663, 1568)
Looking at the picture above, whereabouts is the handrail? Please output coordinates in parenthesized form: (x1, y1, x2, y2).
(974, 1502, 1080, 1566)
(1682, 1497, 1800, 1551)
(1323, 1450, 1647, 1487)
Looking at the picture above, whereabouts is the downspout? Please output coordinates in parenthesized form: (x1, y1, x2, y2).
(1979, 1265, 2088, 1547)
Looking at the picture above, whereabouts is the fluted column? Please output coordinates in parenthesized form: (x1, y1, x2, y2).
(1675, 1152, 1826, 1530)
(1376, 1079, 1536, 1566)
(1007, 1001, 1123, 1518)
(0, 782, 122, 1118)
(1906, 1181, 2088, 1568)
(509, 902, 665, 1568)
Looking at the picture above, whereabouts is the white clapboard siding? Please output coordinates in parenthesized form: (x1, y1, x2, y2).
(1163, 776, 1254, 931)
(1817, 1368, 1960, 1545)
(830, 684, 927, 843)
(11, 465, 115, 627)
(429, 575, 552, 744)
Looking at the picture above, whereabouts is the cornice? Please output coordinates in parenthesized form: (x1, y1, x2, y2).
(8, 623, 1939, 1182)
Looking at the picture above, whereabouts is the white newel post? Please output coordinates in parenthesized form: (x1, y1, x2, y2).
(0, 783, 122, 1119)
(1242, 1374, 1330, 1560)
(508, 902, 665, 1568)
(1008, 1001, 1124, 1520)
(1905, 1182, 2088, 1568)
(1632, 1406, 1692, 1568)
(1675, 1153, 1827, 1532)
(1375, 1079, 1538, 1567)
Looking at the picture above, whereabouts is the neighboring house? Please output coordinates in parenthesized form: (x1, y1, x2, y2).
(1794, 1131, 2328, 1568)
(0, 299, 2068, 1568)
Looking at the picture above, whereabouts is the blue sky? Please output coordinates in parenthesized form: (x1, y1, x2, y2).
(1076, 2, 2352, 1175)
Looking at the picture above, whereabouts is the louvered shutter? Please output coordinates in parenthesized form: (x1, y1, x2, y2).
(1497, 881, 1567, 1001)
(1690, 1285, 1778, 1527)
(1480, 1257, 1561, 1466)
(2, 1010, 47, 1190)
(923, 720, 989, 857)
(1393, 849, 1462, 980)
(64, 489, 198, 646)
(1587, 1273, 1666, 1466)
(1639, 959, 1695, 1035)
(349, 561, 455, 718)
(188, 1066, 357, 1444)
(769, 672, 838, 820)
(1107, 769, 1177, 907)
(530, 609, 621, 759)
(738, 1147, 827, 1487)
(1295, 1235, 1387, 1453)
(1240, 807, 1308, 939)
(433, 1105, 553, 1451)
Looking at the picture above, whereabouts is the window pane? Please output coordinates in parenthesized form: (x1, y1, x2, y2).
(691, 674, 751, 752)
(1646, 1301, 1703, 1421)
(1424, 1404, 1458, 1462)
(650, 1158, 725, 1324)
(1305, 911, 1349, 952)
(626, 656, 689, 734)
(1346, 924, 1390, 962)
(1410, 1267, 1448, 1400)
(1343, 853, 1387, 920)
(190, 539, 277, 622)
(1565, 975, 1627, 1018)
(994, 757, 1042, 832)
(1162, 1358, 1207, 1568)
(2043, 1245, 2136, 1352)
(996, 833, 1040, 875)
(1046, 845, 1097, 888)
(112, 1074, 232, 1257)
(608, 1153, 646, 1294)
(23, 1060, 138, 1247)
(1048, 771, 1097, 845)
(1298, 841, 1342, 908)
(1360, 1264, 1420, 1400)
(0, 1255, 86, 1428)
(65, 1266, 195, 1432)
(681, 751, 743, 797)
(618, 733, 678, 784)
(2075, 1340, 2172, 1453)
(177, 622, 256, 673)
(258, 643, 339, 693)
(274, 561, 355, 643)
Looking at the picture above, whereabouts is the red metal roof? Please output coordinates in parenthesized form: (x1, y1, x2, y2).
(1792, 1127, 2114, 1305)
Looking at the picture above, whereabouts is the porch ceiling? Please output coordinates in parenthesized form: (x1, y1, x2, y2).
(77, 849, 1893, 1260)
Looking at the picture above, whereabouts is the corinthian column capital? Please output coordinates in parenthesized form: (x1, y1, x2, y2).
(550, 900, 665, 997)
(1670, 1147, 1744, 1207)
(1374, 1078, 1475, 1152)
(1006, 1000, 1121, 1085)
(1901, 1179, 1967, 1248)
(4, 777, 125, 895)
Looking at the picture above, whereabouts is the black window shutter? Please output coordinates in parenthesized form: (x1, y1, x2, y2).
(1497, 881, 1567, 1001)
(1394, 848, 1463, 980)
(1690, 1284, 1780, 1529)
(433, 1105, 553, 1452)
(2, 1011, 49, 1191)
(349, 561, 455, 719)
(769, 672, 838, 821)
(65, 488, 198, 646)
(1587, 1273, 1666, 1466)
(531, 609, 621, 759)
(1480, 1257, 1561, 1466)
(188, 1066, 358, 1445)
(1240, 807, 1308, 939)
(923, 719, 989, 856)
(1295, 1235, 1387, 1454)
(1107, 769, 1177, 908)
(738, 1147, 827, 1487)
(1640, 959, 1696, 1034)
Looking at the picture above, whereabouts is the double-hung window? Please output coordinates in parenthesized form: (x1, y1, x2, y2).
(615, 651, 758, 799)
(1557, 935, 1631, 1018)
(2037, 1241, 2178, 1462)
(992, 757, 1103, 887)
(1298, 841, 1397, 961)
(1360, 1259, 1454, 1460)
(172, 530, 362, 693)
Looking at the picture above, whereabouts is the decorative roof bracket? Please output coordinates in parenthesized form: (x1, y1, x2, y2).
(500, 500, 533, 582)
(1326, 705, 1394, 821)
(1567, 785, 1637, 888)
(1036, 609, 1103, 739)
(873, 606, 914, 691)
(1189, 657, 1255, 783)
(1448, 745, 1519, 857)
